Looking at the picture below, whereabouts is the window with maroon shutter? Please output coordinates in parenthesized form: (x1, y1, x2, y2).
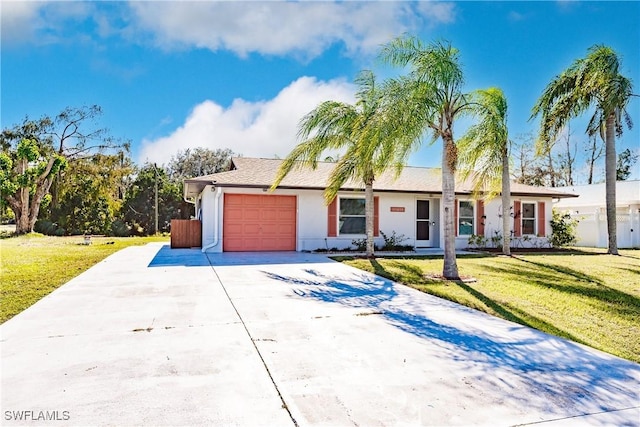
(522, 202, 536, 235)
(458, 200, 474, 236)
(327, 196, 379, 237)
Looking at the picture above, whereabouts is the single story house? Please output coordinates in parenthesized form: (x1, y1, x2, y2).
(554, 180, 640, 248)
(183, 157, 577, 252)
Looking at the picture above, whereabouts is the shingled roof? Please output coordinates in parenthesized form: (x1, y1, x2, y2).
(184, 157, 577, 200)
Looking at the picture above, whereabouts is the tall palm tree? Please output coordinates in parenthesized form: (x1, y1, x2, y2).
(531, 45, 633, 255)
(379, 36, 472, 279)
(457, 88, 512, 255)
(270, 70, 397, 257)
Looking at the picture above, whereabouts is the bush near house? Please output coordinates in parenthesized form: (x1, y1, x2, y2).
(549, 209, 579, 247)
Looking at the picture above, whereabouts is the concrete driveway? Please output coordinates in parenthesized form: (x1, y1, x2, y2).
(1, 243, 638, 426)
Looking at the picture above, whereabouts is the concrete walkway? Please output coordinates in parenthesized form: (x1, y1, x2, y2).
(1, 243, 638, 426)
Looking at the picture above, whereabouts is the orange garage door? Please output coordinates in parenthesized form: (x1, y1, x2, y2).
(223, 194, 297, 251)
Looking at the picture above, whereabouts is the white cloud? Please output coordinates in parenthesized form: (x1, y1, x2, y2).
(138, 76, 356, 165)
(0, 1, 42, 44)
(2, 1, 457, 58)
(128, 1, 456, 58)
(1, 1, 94, 45)
(416, 2, 456, 25)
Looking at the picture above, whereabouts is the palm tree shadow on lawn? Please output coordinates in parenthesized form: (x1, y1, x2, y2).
(262, 266, 640, 414)
(482, 257, 640, 318)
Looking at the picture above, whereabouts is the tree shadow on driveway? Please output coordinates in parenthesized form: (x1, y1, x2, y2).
(263, 266, 640, 415)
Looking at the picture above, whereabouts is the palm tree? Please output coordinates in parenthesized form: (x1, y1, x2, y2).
(531, 45, 633, 255)
(270, 70, 397, 258)
(379, 36, 473, 279)
(457, 88, 511, 255)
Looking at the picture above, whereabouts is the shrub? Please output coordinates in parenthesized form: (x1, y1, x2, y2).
(34, 220, 65, 236)
(110, 219, 130, 237)
(490, 231, 503, 248)
(467, 234, 488, 249)
(351, 238, 367, 251)
(380, 230, 410, 250)
(549, 209, 578, 247)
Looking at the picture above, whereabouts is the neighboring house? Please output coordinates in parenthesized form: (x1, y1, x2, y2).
(554, 180, 640, 249)
(183, 157, 577, 252)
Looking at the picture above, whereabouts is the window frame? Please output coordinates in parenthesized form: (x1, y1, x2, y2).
(457, 200, 475, 236)
(521, 202, 537, 236)
(338, 197, 366, 236)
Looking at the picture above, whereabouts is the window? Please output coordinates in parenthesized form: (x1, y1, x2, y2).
(339, 198, 365, 234)
(522, 202, 536, 235)
(458, 201, 474, 235)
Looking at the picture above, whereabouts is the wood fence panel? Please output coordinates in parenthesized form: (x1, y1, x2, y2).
(171, 220, 202, 248)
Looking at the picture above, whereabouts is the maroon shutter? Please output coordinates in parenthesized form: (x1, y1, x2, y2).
(514, 200, 522, 237)
(328, 198, 337, 237)
(537, 201, 546, 237)
(374, 196, 379, 237)
(477, 200, 485, 236)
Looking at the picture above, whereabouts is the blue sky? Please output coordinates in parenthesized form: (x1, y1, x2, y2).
(2, 1, 639, 182)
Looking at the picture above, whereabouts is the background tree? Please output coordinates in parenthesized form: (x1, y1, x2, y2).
(271, 70, 397, 257)
(122, 164, 190, 235)
(585, 135, 604, 184)
(0, 137, 66, 234)
(531, 44, 634, 255)
(167, 147, 234, 181)
(513, 135, 541, 186)
(457, 87, 512, 255)
(380, 36, 480, 279)
(616, 148, 639, 181)
(512, 133, 566, 187)
(556, 122, 577, 186)
(42, 150, 134, 235)
(0, 106, 124, 234)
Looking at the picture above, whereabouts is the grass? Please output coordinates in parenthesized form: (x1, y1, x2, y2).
(0, 233, 169, 323)
(339, 248, 640, 363)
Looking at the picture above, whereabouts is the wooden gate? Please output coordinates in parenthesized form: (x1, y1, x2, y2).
(170, 219, 202, 248)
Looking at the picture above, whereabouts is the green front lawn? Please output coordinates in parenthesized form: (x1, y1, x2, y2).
(340, 249, 640, 363)
(0, 234, 169, 323)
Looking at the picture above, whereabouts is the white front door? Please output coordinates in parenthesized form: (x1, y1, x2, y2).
(416, 199, 433, 247)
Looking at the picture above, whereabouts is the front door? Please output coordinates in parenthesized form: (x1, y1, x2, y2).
(416, 199, 432, 247)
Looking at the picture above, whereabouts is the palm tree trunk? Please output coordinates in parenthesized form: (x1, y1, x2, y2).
(365, 181, 375, 258)
(442, 137, 459, 279)
(604, 114, 618, 255)
(501, 147, 511, 256)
